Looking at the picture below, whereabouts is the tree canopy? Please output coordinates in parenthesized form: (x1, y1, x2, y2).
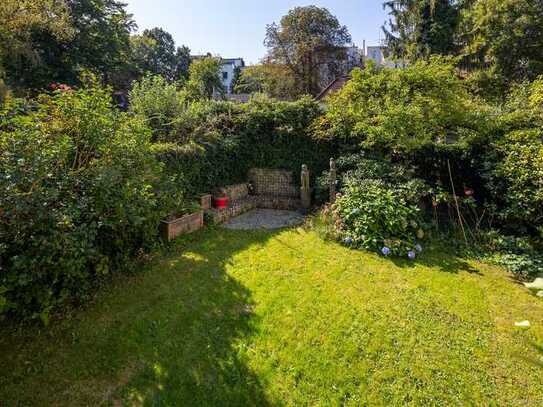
(130, 28, 191, 82)
(264, 6, 351, 96)
(459, 0, 543, 82)
(184, 57, 225, 100)
(383, 0, 461, 61)
(1, 0, 135, 91)
(0, 0, 73, 97)
(234, 63, 297, 99)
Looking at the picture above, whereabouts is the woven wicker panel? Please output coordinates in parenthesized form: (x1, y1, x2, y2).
(248, 168, 299, 198)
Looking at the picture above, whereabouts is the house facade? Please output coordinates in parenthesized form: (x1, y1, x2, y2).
(365, 46, 407, 69)
(316, 44, 407, 102)
(220, 58, 245, 94)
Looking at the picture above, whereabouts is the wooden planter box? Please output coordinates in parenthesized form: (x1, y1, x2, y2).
(161, 211, 203, 241)
(200, 194, 212, 210)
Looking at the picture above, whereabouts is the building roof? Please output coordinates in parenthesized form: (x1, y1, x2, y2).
(190, 55, 245, 67)
(315, 75, 351, 102)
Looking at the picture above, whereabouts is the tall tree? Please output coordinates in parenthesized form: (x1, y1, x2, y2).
(264, 6, 351, 96)
(0, 0, 73, 98)
(174, 46, 192, 81)
(383, 0, 461, 61)
(234, 63, 297, 99)
(459, 0, 543, 82)
(130, 28, 191, 82)
(3, 0, 135, 91)
(184, 57, 225, 100)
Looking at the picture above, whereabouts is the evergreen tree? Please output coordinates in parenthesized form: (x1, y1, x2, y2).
(383, 0, 461, 61)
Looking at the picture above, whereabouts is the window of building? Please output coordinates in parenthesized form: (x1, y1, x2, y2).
(222, 72, 228, 80)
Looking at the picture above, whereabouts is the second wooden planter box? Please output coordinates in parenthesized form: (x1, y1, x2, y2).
(161, 211, 204, 241)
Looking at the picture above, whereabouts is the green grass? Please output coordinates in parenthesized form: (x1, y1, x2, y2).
(1, 226, 542, 406)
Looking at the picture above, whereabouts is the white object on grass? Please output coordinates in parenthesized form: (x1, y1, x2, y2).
(524, 278, 543, 290)
(514, 321, 531, 328)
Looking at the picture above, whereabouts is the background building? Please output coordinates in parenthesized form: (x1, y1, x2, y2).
(220, 58, 245, 94)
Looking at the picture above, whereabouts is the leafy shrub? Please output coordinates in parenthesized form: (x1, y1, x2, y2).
(313, 58, 496, 222)
(493, 129, 543, 232)
(0, 85, 175, 321)
(331, 180, 426, 257)
(323, 157, 429, 257)
(129, 74, 183, 141)
(147, 95, 332, 196)
(314, 58, 491, 154)
(483, 78, 543, 236)
(475, 231, 543, 279)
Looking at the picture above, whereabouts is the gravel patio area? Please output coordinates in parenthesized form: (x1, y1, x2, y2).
(222, 209, 305, 230)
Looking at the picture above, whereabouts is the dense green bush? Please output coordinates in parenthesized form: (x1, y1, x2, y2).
(472, 231, 543, 279)
(323, 157, 429, 257)
(491, 129, 543, 234)
(313, 58, 496, 221)
(129, 74, 183, 141)
(142, 94, 333, 196)
(0, 86, 177, 322)
(483, 77, 543, 236)
(314, 58, 491, 153)
(314, 60, 542, 265)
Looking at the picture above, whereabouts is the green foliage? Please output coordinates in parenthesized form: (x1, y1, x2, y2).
(3, 0, 134, 91)
(0, 0, 73, 73)
(0, 84, 175, 321)
(485, 129, 543, 235)
(324, 157, 429, 257)
(231, 66, 243, 93)
(128, 77, 330, 195)
(234, 63, 298, 99)
(184, 57, 225, 100)
(149, 95, 331, 196)
(460, 0, 543, 83)
(383, 0, 461, 60)
(130, 27, 191, 82)
(480, 77, 543, 236)
(315, 58, 491, 153)
(0, 78, 8, 105)
(129, 74, 183, 140)
(472, 231, 543, 279)
(265, 6, 351, 95)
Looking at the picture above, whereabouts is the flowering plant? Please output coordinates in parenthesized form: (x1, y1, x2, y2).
(331, 179, 427, 257)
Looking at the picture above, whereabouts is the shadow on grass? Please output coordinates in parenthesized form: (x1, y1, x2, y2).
(514, 341, 543, 369)
(0, 227, 278, 406)
(390, 247, 481, 275)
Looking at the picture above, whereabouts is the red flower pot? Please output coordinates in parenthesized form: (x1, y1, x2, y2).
(214, 196, 228, 209)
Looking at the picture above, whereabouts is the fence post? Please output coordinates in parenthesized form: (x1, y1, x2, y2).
(300, 164, 311, 209)
(329, 158, 337, 203)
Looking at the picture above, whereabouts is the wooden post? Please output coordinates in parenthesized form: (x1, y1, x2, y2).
(300, 164, 311, 209)
(329, 158, 337, 203)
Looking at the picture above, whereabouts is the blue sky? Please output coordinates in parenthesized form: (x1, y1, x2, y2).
(124, 1, 389, 65)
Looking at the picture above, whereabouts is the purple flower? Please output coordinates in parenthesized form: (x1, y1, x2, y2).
(415, 244, 423, 253)
(408, 250, 416, 260)
(381, 247, 391, 256)
(344, 237, 353, 245)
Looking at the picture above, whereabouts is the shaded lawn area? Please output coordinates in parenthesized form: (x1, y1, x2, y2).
(1, 227, 543, 406)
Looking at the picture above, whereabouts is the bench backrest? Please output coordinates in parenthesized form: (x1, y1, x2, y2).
(248, 168, 299, 198)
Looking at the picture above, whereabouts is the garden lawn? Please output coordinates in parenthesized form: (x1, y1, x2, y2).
(1, 227, 542, 406)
